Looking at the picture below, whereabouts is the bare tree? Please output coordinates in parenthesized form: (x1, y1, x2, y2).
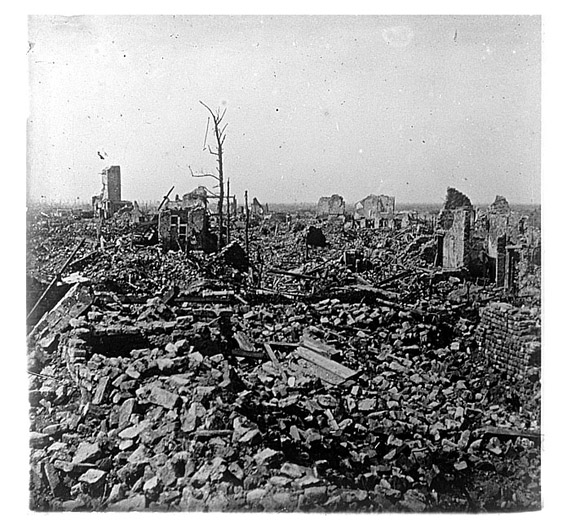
(189, 100, 228, 251)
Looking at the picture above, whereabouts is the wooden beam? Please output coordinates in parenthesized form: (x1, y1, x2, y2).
(294, 346, 357, 385)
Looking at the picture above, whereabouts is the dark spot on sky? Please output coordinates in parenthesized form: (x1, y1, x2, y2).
(276, 108, 279, 111)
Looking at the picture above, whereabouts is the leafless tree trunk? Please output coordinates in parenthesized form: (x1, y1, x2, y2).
(189, 101, 228, 251)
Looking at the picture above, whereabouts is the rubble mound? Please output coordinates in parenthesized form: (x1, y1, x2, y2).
(26, 207, 541, 513)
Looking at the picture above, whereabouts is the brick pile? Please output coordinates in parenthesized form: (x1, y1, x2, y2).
(475, 302, 540, 379)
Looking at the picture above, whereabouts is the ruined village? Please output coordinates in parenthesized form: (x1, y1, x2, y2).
(23, 13, 546, 516)
(26, 160, 541, 512)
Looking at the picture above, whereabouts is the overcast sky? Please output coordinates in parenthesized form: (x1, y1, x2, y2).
(27, 15, 541, 206)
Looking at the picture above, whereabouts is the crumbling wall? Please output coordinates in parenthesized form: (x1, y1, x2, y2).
(251, 198, 267, 217)
(443, 187, 472, 210)
(102, 166, 121, 203)
(489, 195, 510, 216)
(517, 245, 541, 297)
(317, 195, 345, 218)
(487, 213, 510, 259)
(442, 209, 471, 269)
(475, 302, 540, 380)
(93, 166, 132, 218)
(483, 196, 540, 289)
(158, 208, 213, 252)
(158, 210, 173, 249)
(182, 187, 208, 210)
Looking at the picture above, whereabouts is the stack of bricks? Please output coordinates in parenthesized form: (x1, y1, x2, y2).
(475, 302, 541, 380)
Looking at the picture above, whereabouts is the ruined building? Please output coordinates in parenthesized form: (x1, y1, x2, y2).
(158, 187, 217, 253)
(434, 190, 541, 295)
(476, 195, 541, 294)
(317, 194, 345, 220)
(354, 194, 396, 228)
(92, 166, 132, 219)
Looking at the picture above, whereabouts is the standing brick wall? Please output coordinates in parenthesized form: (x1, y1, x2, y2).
(474, 302, 541, 380)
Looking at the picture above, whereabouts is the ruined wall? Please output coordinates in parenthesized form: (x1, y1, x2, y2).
(251, 198, 267, 217)
(442, 209, 471, 269)
(158, 209, 211, 251)
(158, 210, 174, 249)
(102, 166, 121, 203)
(517, 245, 541, 297)
(443, 187, 472, 210)
(182, 187, 208, 210)
(317, 195, 345, 218)
(475, 302, 540, 380)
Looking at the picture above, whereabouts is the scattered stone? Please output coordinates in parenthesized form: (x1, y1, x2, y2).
(78, 468, 106, 485)
(254, 448, 280, 466)
(72, 442, 100, 465)
(108, 494, 147, 511)
(30, 432, 50, 449)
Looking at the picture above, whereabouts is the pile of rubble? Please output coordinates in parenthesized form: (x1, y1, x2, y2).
(27, 211, 541, 513)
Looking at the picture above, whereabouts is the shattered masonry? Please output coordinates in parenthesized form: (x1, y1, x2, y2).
(27, 179, 541, 513)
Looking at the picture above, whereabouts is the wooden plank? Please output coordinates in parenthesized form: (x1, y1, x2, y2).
(29, 283, 94, 342)
(27, 238, 86, 322)
(234, 331, 256, 351)
(263, 343, 287, 383)
(295, 346, 357, 382)
(477, 425, 541, 446)
(230, 348, 265, 359)
(301, 336, 339, 358)
(296, 358, 345, 385)
(193, 429, 233, 438)
(266, 341, 299, 349)
(267, 267, 321, 281)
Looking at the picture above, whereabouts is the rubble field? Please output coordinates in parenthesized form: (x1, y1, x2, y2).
(26, 205, 541, 513)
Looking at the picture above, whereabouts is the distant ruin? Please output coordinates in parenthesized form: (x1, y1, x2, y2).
(92, 166, 132, 219)
(354, 194, 396, 228)
(317, 194, 345, 219)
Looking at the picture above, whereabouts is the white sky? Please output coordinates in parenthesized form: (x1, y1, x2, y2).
(28, 15, 540, 206)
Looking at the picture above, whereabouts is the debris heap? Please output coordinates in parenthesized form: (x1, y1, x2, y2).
(26, 204, 541, 513)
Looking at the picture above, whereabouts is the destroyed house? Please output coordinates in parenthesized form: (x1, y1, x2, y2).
(317, 194, 345, 219)
(158, 207, 217, 253)
(158, 189, 217, 253)
(354, 194, 396, 228)
(115, 200, 144, 226)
